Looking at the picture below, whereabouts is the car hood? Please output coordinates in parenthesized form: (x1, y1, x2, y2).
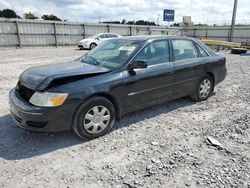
(19, 61, 110, 91)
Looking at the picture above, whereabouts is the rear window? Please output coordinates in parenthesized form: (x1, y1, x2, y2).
(196, 45, 209, 57)
(172, 40, 198, 61)
(99, 34, 109, 39)
(109, 34, 119, 38)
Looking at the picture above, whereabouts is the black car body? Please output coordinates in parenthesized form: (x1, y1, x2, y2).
(9, 36, 227, 139)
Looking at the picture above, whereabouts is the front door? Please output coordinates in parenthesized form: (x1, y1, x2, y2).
(121, 39, 174, 113)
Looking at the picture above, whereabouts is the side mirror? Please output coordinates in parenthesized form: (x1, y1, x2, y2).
(128, 60, 148, 71)
(95, 37, 100, 40)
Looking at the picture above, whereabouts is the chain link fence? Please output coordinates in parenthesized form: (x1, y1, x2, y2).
(1, 18, 250, 47)
(0, 18, 180, 47)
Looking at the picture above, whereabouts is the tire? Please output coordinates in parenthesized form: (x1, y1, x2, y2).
(191, 75, 214, 102)
(231, 48, 247, 54)
(90, 43, 97, 50)
(72, 96, 116, 140)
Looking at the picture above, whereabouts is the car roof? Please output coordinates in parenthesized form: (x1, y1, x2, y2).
(120, 35, 195, 42)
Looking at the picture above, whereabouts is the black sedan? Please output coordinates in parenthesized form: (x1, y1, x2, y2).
(9, 36, 227, 139)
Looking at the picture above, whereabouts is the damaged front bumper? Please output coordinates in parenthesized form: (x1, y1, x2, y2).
(9, 89, 75, 132)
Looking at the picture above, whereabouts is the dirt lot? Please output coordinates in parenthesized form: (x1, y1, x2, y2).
(0, 47, 249, 188)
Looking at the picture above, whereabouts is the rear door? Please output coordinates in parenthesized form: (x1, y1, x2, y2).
(121, 39, 174, 113)
(171, 39, 201, 98)
(192, 43, 213, 80)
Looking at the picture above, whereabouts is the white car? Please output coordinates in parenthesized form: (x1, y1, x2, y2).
(78, 33, 122, 50)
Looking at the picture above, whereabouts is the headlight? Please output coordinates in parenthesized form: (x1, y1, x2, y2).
(29, 92, 68, 107)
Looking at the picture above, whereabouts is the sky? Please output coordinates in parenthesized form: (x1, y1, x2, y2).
(0, 0, 249, 25)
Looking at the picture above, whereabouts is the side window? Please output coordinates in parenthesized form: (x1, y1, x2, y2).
(134, 40, 170, 66)
(172, 40, 198, 61)
(98, 34, 104, 39)
(99, 34, 108, 39)
(109, 34, 118, 38)
(197, 45, 209, 57)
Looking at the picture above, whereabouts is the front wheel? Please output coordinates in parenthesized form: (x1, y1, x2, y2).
(191, 75, 214, 102)
(89, 43, 97, 50)
(73, 96, 116, 140)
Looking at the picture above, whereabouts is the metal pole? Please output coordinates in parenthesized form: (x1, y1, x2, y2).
(229, 0, 238, 42)
(82, 24, 85, 39)
(106, 25, 110, 33)
(53, 22, 58, 47)
(147, 27, 151, 35)
(15, 20, 21, 48)
(129, 26, 132, 36)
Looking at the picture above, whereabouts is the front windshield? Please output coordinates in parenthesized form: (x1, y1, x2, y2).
(80, 39, 142, 69)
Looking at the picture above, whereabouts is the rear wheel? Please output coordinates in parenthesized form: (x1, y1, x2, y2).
(73, 96, 116, 140)
(191, 75, 214, 102)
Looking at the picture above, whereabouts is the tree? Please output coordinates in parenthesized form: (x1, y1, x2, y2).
(135, 20, 156, 26)
(0, 9, 20, 18)
(24, 12, 38, 19)
(171, 23, 180, 27)
(121, 19, 126, 24)
(127, 20, 135, 25)
(41, 14, 61, 21)
(194, 23, 208, 27)
(102, 21, 120, 24)
(102, 19, 157, 26)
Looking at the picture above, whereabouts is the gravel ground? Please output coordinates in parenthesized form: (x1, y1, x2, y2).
(0, 47, 249, 188)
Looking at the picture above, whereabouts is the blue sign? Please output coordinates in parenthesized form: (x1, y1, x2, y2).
(163, 9, 175, 21)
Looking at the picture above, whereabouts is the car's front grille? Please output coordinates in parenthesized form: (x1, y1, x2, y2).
(17, 82, 35, 102)
(11, 111, 48, 128)
(26, 121, 48, 128)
